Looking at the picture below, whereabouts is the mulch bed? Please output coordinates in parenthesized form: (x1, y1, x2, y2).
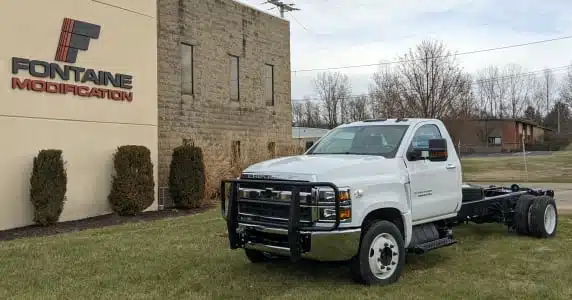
(0, 203, 216, 242)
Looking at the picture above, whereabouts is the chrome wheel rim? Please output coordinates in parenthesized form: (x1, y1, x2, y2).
(544, 204, 557, 234)
(368, 233, 399, 280)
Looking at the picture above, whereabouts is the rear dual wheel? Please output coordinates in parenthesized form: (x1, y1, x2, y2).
(528, 196, 558, 238)
(514, 194, 558, 238)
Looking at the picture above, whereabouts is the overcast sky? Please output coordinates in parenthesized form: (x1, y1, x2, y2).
(236, 0, 572, 101)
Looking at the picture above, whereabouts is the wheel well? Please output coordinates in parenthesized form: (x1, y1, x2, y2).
(361, 208, 405, 238)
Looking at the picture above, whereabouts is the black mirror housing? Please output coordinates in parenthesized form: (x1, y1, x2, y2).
(407, 138, 448, 161)
(427, 138, 448, 161)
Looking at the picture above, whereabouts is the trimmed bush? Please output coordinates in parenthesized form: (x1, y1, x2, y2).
(168, 139, 206, 209)
(108, 145, 155, 215)
(29, 149, 67, 226)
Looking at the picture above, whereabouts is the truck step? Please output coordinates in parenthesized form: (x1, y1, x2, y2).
(408, 237, 457, 254)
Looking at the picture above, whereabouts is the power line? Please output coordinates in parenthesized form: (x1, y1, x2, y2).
(291, 35, 572, 73)
(287, 11, 311, 33)
(291, 64, 572, 102)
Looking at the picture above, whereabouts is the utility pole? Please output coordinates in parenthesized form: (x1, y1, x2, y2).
(263, 0, 300, 18)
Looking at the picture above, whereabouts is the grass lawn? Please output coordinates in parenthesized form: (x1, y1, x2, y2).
(1, 209, 571, 299)
(461, 151, 572, 183)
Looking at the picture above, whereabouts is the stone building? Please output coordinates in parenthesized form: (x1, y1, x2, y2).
(157, 0, 292, 204)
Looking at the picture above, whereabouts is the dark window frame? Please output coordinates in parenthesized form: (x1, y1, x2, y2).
(230, 55, 240, 101)
(180, 42, 194, 95)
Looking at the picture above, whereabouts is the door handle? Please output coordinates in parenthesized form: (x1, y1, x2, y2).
(446, 163, 456, 169)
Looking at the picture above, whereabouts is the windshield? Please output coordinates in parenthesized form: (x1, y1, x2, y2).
(306, 124, 409, 158)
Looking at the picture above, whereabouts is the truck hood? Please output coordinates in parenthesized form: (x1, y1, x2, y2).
(242, 154, 401, 182)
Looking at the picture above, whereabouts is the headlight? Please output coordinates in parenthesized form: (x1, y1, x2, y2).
(237, 188, 313, 203)
(315, 187, 352, 223)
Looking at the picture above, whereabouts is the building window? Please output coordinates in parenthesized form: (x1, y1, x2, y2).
(231, 141, 241, 165)
(488, 136, 502, 146)
(181, 43, 193, 95)
(230, 55, 239, 101)
(264, 64, 274, 106)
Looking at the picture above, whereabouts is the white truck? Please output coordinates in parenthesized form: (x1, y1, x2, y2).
(220, 118, 558, 286)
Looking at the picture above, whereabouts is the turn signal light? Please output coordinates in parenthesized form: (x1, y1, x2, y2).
(338, 190, 351, 201)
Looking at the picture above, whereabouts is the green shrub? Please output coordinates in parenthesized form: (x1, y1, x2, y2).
(168, 139, 206, 209)
(108, 145, 155, 215)
(29, 149, 67, 226)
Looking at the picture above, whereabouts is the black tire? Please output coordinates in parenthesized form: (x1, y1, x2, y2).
(350, 220, 405, 285)
(244, 249, 271, 263)
(514, 194, 536, 235)
(528, 195, 558, 238)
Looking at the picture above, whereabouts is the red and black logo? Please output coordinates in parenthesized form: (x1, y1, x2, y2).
(11, 18, 134, 102)
(55, 18, 101, 64)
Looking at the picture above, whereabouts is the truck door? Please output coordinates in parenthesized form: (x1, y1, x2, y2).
(405, 123, 460, 222)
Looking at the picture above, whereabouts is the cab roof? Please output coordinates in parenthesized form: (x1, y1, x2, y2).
(338, 118, 441, 128)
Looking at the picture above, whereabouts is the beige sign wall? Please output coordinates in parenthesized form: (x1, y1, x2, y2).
(0, 0, 158, 230)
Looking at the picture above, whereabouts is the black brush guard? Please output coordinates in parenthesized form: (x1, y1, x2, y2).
(220, 179, 343, 261)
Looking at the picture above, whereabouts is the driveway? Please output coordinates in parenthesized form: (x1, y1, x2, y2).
(472, 182, 572, 211)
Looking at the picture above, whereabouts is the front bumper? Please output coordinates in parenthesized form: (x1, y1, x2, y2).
(221, 178, 358, 262)
(240, 224, 361, 262)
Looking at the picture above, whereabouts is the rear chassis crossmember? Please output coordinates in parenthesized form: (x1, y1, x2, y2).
(220, 179, 343, 262)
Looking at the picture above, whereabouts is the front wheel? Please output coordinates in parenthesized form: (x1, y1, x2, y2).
(350, 220, 406, 285)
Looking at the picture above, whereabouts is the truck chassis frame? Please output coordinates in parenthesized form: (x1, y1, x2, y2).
(220, 179, 558, 265)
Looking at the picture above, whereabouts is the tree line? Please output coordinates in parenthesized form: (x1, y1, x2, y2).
(292, 39, 572, 133)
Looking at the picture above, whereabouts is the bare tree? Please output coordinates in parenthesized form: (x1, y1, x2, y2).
(346, 94, 370, 122)
(312, 71, 352, 128)
(541, 68, 556, 117)
(504, 63, 529, 118)
(446, 73, 476, 120)
(394, 39, 472, 118)
(292, 100, 304, 126)
(369, 65, 403, 118)
(302, 98, 322, 128)
(559, 65, 572, 105)
(529, 75, 547, 116)
(475, 65, 508, 118)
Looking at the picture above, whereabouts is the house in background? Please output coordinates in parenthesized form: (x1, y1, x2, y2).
(292, 126, 330, 148)
(444, 118, 552, 153)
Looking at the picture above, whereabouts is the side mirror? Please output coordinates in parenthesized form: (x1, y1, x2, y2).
(305, 141, 314, 151)
(427, 138, 448, 161)
(406, 138, 448, 161)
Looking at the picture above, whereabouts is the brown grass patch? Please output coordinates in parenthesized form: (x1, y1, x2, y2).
(462, 151, 572, 183)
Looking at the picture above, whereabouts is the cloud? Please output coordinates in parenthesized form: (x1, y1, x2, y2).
(236, 0, 572, 99)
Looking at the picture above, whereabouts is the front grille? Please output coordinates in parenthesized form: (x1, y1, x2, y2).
(238, 200, 313, 224)
(236, 179, 316, 226)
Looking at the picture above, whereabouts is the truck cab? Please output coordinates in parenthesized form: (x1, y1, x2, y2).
(221, 118, 558, 286)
